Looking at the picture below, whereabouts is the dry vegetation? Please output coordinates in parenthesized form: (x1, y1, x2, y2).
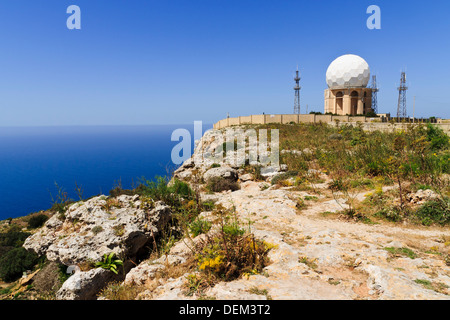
(251, 122, 450, 226)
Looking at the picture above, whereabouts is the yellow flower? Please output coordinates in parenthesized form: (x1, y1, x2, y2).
(199, 255, 223, 272)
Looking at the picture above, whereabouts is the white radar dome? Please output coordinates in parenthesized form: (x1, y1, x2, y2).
(326, 54, 370, 89)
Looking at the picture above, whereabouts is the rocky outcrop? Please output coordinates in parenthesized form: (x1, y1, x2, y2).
(22, 194, 172, 300)
(24, 195, 171, 266)
(126, 127, 450, 301)
(127, 178, 450, 300)
(20, 126, 450, 301)
(173, 126, 284, 183)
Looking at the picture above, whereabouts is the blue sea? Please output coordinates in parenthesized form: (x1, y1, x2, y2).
(0, 124, 211, 220)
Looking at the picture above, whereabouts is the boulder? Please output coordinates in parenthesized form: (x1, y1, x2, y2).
(203, 167, 238, 183)
(56, 268, 116, 300)
(239, 173, 254, 182)
(260, 166, 280, 178)
(24, 195, 172, 266)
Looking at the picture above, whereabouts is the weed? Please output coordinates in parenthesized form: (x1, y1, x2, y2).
(413, 278, 448, 294)
(189, 218, 212, 237)
(112, 225, 125, 237)
(295, 198, 307, 210)
(95, 253, 123, 274)
(91, 226, 103, 235)
(192, 205, 273, 283)
(101, 198, 122, 213)
(248, 286, 272, 300)
(298, 256, 318, 269)
(49, 182, 73, 219)
(98, 281, 144, 300)
(384, 247, 417, 259)
(201, 201, 215, 211)
(184, 273, 209, 297)
(328, 279, 341, 285)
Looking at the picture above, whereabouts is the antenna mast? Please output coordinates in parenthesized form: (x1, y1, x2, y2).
(371, 75, 379, 114)
(397, 71, 408, 121)
(294, 66, 301, 114)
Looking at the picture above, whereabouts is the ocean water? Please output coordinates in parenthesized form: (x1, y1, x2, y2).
(0, 124, 210, 220)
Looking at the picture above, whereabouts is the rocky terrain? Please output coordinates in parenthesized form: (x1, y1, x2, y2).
(3, 126, 450, 300)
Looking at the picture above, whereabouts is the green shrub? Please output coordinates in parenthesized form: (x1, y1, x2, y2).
(0, 228, 31, 248)
(414, 198, 450, 226)
(169, 179, 194, 199)
(365, 111, 378, 118)
(189, 218, 212, 237)
(27, 214, 48, 229)
(138, 176, 195, 207)
(0, 248, 38, 282)
(223, 221, 246, 237)
(425, 124, 449, 151)
(0, 246, 13, 260)
(375, 207, 403, 222)
(201, 201, 215, 211)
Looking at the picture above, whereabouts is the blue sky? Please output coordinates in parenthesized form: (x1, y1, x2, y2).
(0, 0, 449, 126)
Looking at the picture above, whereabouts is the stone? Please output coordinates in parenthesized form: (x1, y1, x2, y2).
(24, 195, 172, 266)
(124, 263, 164, 286)
(203, 167, 238, 183)
(260, 166, 280, 178)
(56, 268, 116, 300)
(406, 189, 439, 205)
(239, 174, 254, 182)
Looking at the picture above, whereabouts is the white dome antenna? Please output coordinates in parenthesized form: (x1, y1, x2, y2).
(326, 54, 371, 89)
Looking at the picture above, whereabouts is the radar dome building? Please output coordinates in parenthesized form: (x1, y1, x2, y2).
(324, 54, 373, 115)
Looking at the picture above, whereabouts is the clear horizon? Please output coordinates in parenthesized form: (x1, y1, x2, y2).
(1, 0, 449, 126)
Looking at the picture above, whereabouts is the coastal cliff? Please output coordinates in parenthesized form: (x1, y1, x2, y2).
(1, 123, 449, 300)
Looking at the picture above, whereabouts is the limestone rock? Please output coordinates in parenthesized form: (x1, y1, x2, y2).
(239, 173, 254, 182)
(406, 189, 439, 205)
(203, 167, 238, 183)
(24, 195, 171, 266)
(124, 262, 164, 286)
(56, 268, 116, 300)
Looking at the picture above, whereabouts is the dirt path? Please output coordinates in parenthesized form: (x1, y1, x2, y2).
(208, 180, 450, 300)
